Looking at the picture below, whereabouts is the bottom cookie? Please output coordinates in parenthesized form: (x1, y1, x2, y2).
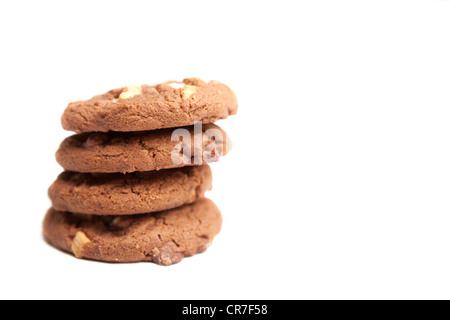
(43, 198, 222, 266)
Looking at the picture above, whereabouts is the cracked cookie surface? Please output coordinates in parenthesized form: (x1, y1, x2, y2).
(43, 198, 222, 265)
(56, 123, 231, 173)
(61, 78, 238, 133)
(48, 165, 212, 215)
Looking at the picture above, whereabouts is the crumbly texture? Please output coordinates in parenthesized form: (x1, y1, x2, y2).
(56, 123, 231, 173)
(43, 198, 222, 265)
(48, 165, 212, 215)
(61, 78, 238, 133)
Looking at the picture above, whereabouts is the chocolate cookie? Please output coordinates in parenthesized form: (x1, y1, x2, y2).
(56, 123, 231, 173)
(43, 198, 222, 265)
(61, 78, 238, 133)
(48, 165, 212, 215)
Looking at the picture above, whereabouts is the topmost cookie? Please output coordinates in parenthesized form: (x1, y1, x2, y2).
(61, 78, 238, 133)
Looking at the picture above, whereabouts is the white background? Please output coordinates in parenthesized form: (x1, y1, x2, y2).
(1, 0, 450, 300)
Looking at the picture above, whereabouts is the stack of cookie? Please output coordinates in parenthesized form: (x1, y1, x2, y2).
(43, 78, 237, 266)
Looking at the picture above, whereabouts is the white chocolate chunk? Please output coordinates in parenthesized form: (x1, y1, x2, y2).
(167, 82, 185, 89)
(167, 82, 197, 99)
(71, 231, 91, 258)
(181, 85, 197, 99)
(118, 85, 142, 100)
